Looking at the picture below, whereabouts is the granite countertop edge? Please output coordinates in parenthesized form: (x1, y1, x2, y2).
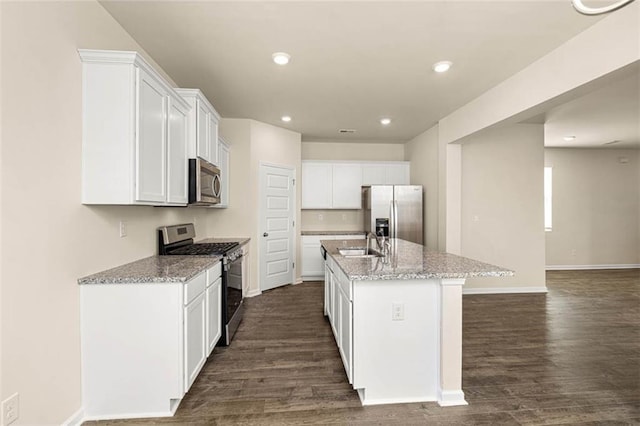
(78, 255, 223, 285)
(78, 237, 250, 285)
(302, 230, 366, 236)
(322, 239, 514, 281)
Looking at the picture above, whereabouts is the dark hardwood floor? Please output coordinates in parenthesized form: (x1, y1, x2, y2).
(87, 269, 639, 425)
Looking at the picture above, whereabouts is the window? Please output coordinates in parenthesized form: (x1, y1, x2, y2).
(544, 167, 552, 231)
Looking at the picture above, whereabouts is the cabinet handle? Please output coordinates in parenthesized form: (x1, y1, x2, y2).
(263, 232, 269, 237)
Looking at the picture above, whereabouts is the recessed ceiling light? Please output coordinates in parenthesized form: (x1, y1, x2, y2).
(281, 115, 292, 122)
(563, 135, 576, 141)
(433, 61, 452, 73)
(380, 118, 391, 125)
(272, 52, 291, 65)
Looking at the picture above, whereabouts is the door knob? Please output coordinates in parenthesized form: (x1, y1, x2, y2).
(263, 232, 269, 237)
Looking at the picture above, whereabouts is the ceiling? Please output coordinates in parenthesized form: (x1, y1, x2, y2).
(99, 1, 622, 144)
(543, 70, 639, 149)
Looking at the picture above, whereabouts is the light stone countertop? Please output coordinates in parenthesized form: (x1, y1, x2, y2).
(197, 237, 251, 246)
(302, 230, 366, 236)
(78, 255, 222, 285)
(322, 238, 514, 281)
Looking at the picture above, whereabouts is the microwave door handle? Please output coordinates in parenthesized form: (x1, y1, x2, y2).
(213, 174, 221, 198)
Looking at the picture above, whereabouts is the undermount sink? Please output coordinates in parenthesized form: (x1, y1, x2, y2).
(338, 247, 384, 258)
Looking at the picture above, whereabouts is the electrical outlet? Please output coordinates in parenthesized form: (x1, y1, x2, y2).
(341, 213, 347, 221)
(318, 214, 324, 221)
(571, 249, 577, 256)
(2, 393, 19, 425)
(119, 221, 127, 238)
(392, 303, 404, 321)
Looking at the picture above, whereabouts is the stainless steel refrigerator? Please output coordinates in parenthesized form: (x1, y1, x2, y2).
(362, 185, 423, 244)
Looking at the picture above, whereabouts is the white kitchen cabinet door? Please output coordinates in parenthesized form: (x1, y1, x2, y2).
(386, 163, 410, 184)
(208, 113, 219, 166)
(331, 273, 340, 341)
(167, 96, 189, 204)
(184, 292, 206, 392)
(136, 68, 167, 203)
(212, 139, 229, 208)
(302, 245, 325, 279)
(362, 164, 387, 185)
(302, 162, 332, 208)
(196, 100, 210, 162)
(206, 278, 222, 355)
(339, 286, 353, 384)
(324, 262, 330, 316)
(332, 164, 362, 209)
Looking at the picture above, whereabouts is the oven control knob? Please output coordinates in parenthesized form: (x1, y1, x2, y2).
(263, 232, 269, 237)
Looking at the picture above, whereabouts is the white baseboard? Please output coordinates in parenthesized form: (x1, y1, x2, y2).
(61, 408, 84, 426)
(301, 276, 323, 282)
(245, 289, 262, 298)
(546, 264, 640, 271)
(463, 286, 548, 295)
(437, 390, 468, 407)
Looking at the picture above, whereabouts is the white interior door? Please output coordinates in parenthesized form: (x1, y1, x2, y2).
(260, 164, 295, 292)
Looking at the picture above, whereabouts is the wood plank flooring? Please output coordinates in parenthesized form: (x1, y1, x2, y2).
(86, 269, 639, 425)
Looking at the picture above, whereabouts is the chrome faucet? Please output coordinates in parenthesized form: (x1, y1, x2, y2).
(367, 231, 386, 253)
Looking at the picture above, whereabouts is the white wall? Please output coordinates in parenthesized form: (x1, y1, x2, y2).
(302, 141, 404, 161)
(439, 2, 639, 145)
(216, 119, 302, 291)
(301, 141, 404, 231)
(0, 2, 219, 423)
(461, 125, 546, 291)
(545, 148, 640, 268)
(404, 126, 439, 250)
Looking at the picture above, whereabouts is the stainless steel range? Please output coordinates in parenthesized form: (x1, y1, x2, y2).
(158, 223, 244, 346)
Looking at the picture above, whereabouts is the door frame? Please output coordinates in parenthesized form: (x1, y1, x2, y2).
(258, 162, 297, 292)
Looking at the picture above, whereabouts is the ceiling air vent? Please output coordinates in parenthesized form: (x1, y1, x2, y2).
(338, 129, 357, 134)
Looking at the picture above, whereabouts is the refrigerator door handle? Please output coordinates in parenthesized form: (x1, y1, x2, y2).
(389, 200, 394, 239)
(393, 200, 399, 239)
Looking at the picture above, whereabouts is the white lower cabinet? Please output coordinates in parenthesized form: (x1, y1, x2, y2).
(325, 258, 353, 383)
(80, 261, 222, 420)
(302, 234, 364, 281)
(206, 263, 223, 354)
(338, 284, 353, 384)
(184, 292, 206, 391)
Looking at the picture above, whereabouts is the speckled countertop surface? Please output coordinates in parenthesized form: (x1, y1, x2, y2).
(302, 230, 366, 236)
(322, 238, 513, 281)
(78, 255, 222, 285)
(78, 237, 250, 285)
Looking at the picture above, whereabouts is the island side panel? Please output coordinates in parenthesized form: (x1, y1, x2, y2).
(353, 279, 439, 405)
(438, 278, 468, 406)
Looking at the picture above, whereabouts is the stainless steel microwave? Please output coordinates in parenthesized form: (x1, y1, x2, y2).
(188, 158, 221, 206)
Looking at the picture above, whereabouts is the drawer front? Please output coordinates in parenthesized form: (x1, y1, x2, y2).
(185, 271, 207, 305)
(206, 261, 222, 286)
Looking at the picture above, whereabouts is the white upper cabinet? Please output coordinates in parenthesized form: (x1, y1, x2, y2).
(362, 162, 410, 185)
(136, 68, 167, 203)
(302, 161, 410, 209)
(79, 49, 190, 206)
(175, 89, 221, 167)
(212, 138, 230, 209)
(385, 163, 410, 185)
(167, 98, 189, 204)
(361, 164, 387, 185)
(302, 162, 333, 208)
(332, 164, 362, 209)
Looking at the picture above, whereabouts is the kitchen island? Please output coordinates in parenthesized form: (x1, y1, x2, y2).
(321, 238, 512, 407)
